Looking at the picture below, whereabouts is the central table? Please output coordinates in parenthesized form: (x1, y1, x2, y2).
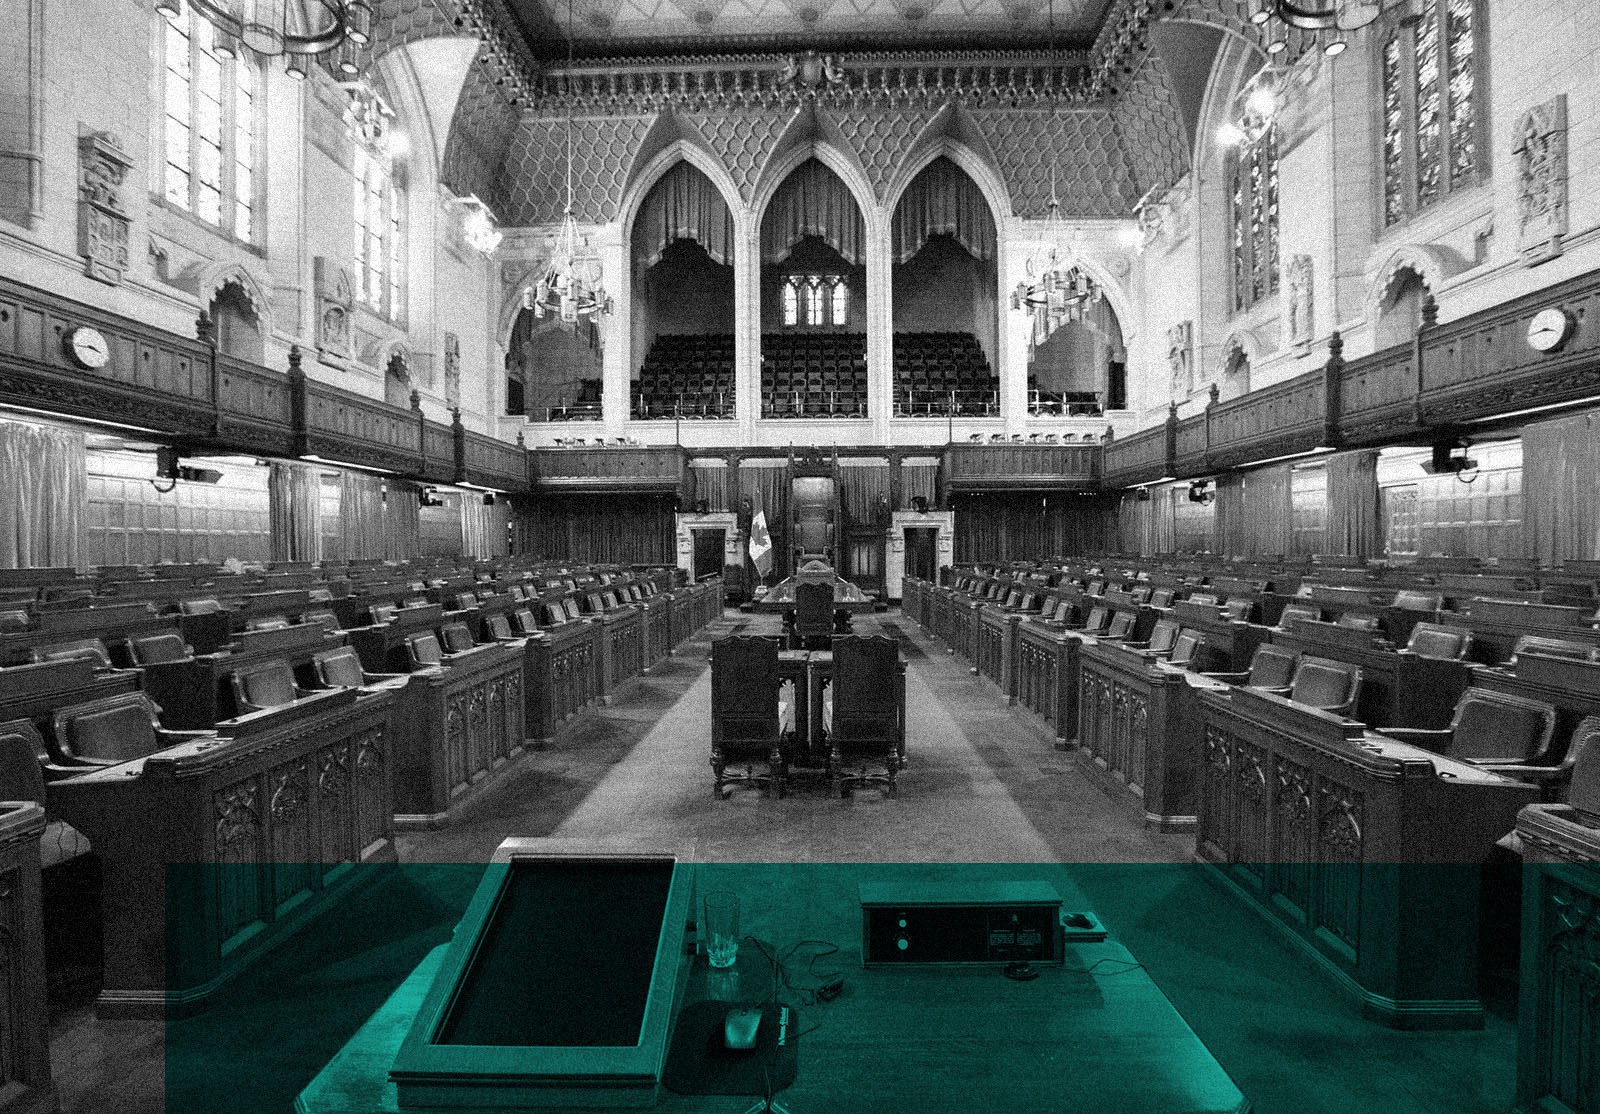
(296, 860, 1251, 1114)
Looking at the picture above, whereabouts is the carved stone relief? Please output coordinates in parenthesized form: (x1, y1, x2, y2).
(1514, 95, 1567, 265)
(77, 131, 134, 285)
(1285, 254, 1313, 353)
(1167, 320, 1193, 399)
(443, 331, 462, 408)
(314, 256, 355, 359)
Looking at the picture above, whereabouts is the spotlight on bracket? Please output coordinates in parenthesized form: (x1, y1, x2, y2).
(1420, 442, 1478, 476)
(1188, 480, 1215, 505)
(151, 446, 222, 492)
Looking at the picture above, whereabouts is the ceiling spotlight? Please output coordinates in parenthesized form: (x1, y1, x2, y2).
(1246, 83, 1277, 116)
(1250, 4, 1271, 23)
(1216, 122, 1247, 146)
(1265, 37, 1288, 54)
(1323, 37, 1347, 55)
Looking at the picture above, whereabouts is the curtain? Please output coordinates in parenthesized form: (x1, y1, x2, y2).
(1215, 466, 1293, 558)
(459, 495, 506, 559)
(740, 462, 791, 578)
(839, 464, 889, 524)
(523, 494, 676, 564)
(1118, 489, 1176, 555)
(760, 160, 865, 266)
(0, 420, 85, 569)
(1325, 450, 1379, 557)
(1523, 409, 1600, 565)
(892, 159, 996, 264)
(269, 461, 321, 563)
(689, 462, 730, 511)
(901, 463, 937, 510)
(951, 493, 1113, 563)
(634, 161, 735, 270)
(384, 480, 421, 560)
(337, 469, 388, 561)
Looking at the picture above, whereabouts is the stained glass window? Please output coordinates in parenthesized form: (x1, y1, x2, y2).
(1228, 125, 1278, 313)
(160, 11, 257, 242)
(831, 281, 849, 326)
(1379, 0, 1481, 228)
(353, 139, 404, 321)
(783, 283, 799, 326)
(782, 276, 847, 327)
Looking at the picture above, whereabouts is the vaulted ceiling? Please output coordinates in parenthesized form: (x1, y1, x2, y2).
(499, 0, 1116, 62)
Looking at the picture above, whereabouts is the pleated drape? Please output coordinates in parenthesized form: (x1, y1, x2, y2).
(268, 461, 321, 563)
(339, 469, 387, 561)
(900, 463, 938, 510)
(384, 481, 421, 560)
(1523, 409, 1600, 564)
(760, 160, 864, 267)
(951, 493, 1112, 563)
(892, 158, 996, 265)
(739, 463, 791, 578)
(688, 463, 730, 511)
(523, 495, 676, 564)
(839, 464, 889, 523)
(1215, 466, 1293, 558)
(1325, 450, 1379, 557)
(1117, 489, 1176, 555)
(0, 420, 86, 569)
(634, 161, 735, 270)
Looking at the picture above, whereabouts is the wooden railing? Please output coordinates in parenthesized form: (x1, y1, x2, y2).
(0, 276, 531, 492)
(944, 442, 1101, 490)
(528, 446, 686, 493)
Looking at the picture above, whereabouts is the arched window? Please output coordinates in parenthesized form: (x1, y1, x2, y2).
(831, 280, 849, 326)
(1380, 0, 1483, 227)
(781, 275, 849, 327)
(783, 282, 799, 326)
(352, 96, 404, 322)
(1228, 124, 1279, 313)
(160, 9, 260, 242)
(806, 277, 825, 326)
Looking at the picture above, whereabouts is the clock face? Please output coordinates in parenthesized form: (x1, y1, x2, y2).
(1527, 308, 1572, 353)
(66, 326, 110, 369)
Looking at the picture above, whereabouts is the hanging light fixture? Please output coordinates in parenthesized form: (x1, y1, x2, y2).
(1008, 0, 1102, 332)
(522, 0, 611, 321)
(171, 1, 373, 76)
(1254, 0, 1381, 57)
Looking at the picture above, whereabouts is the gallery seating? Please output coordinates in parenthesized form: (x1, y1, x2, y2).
(709, 635, 788, 798)
(825, 635, 905, 798)
(892, 332, 998, 416)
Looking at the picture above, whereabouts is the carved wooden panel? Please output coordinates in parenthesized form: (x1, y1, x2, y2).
(531, 447, 686, 492)
(1338, 345, 1420, 443)
(303, 381, 423, 472)
(1102, 427, 1168, 485)
(946, 444, 1101, 491)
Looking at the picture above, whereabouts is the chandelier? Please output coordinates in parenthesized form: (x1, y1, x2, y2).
(522, 0, 611, 321)
(1250, 0, 1381, 57)
(157, 1, 373, 76)
(1009, 168, 1103, 330)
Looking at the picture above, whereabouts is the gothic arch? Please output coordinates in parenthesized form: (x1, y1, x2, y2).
(191, 260, 274, 337)
(619, 139, 746, 242)
(883, 136, 1012, 228)
(752, 124, 881, 243)
(1365, 244, 1464, 324)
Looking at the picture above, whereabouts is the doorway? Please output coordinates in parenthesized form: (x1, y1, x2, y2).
(692, 528, 725, 582)
(904, 527, 937, 583)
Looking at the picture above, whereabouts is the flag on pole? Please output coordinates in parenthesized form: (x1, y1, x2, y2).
(748, 510, 773, 578)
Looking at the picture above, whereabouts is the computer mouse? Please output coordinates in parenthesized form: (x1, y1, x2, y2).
(723, 1006, 763, 1051)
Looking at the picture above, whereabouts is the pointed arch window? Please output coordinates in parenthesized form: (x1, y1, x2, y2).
(782, 275, 848, 328)
(353, 135, 404, 322)
(1380, 0, 1483, 228)
(1228, 124, 1279, 313)
(782, 282, 799, 327)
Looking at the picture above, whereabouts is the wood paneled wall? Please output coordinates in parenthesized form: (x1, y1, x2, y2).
(1375, 441, 1524, 559)
(951, 492, 1116, 564)
(86, 450, 270, 566)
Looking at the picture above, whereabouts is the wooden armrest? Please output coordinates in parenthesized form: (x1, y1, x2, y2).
(156, 728, 216, 743)
(1379, 727, 1453, 745)
(1199, 670, 1250, 684)
(1473, 762, 1567, 781)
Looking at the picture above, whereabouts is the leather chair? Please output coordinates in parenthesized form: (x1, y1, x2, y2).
(0, 718, 47, 799)
(439, 622, 475, 654)
(47, 692, 208, 772)
(1077, 606, 1112, 636)
(127, 632, 194, 665)
(1402, 622, 1472, 661)
(1103, 611, 1137, 640)
(1510, 635, 1598, 663)
(1286, 656, 1362, 716)
(709, 635, 788, 799)
(0, 609, 30, 632)
(485, 614, 516, 641)
(179, 598, 223, 615)
(312, 646, 405, 690)
(300, 610, 340, 634)
(228, 661, 304, 713)
(245, 615, 291, 631)
(1149, 588, 1176, 609)
(825, 635, 904, 798)
(1562, 716, 1600, 821)
(791, 581, 834, 650)
(369, 603, 399, 625)
(1276, 603, 1320, 629)
(30, 639, 115, 670)
(1336, 613, 1380, 631)
(1221, 599, 1252, 622)
(1166, 629, 1206, 670)
(1123, 619, 1180, 658)
(509, 608, 540, 636)
(405, 632, 445, 669)
(1203, 644, 1298, 693)
(1378, 688, 1559, 772)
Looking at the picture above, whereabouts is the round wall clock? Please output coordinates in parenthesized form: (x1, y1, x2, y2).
(1526, 308, 1573, 353)
(64, 325, 111, 369)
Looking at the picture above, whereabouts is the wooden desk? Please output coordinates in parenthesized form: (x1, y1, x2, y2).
(0, 802, 53, 1114)
(1197, 684, 1539, 1028)
(297, 862, 1250, 1114)
(1269, 618, 1471, 728)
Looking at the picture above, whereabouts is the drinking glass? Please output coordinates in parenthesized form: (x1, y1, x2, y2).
(703, 891, 740, 969)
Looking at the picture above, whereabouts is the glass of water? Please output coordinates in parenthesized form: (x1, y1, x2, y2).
(703, 891, 740, 969)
